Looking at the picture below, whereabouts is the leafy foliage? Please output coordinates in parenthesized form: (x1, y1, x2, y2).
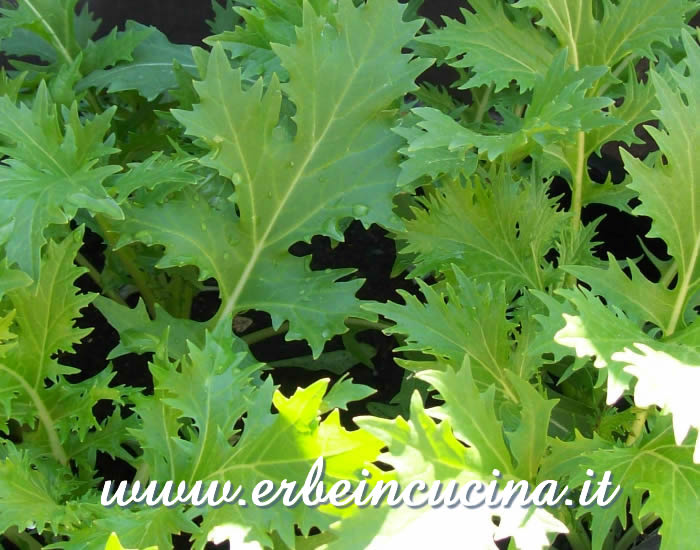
(0, 0, 697, 549)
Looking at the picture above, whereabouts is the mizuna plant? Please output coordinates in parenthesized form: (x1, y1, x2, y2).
(0, 1, 697, 549)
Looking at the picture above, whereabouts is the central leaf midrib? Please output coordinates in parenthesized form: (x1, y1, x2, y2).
(217, 15, 380, 323)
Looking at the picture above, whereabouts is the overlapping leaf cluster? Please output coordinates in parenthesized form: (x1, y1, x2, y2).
(0, 0, 697, 549)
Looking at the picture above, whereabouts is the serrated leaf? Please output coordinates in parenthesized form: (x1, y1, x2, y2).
(0, 443, 78, 534)
(319, 374, 375, 414)
(394, 123, 478, 187)
(564, 254, 677, 330)
(58, 507, 198, 550)
(0, 0, 80, 64)
(557, 418, 699, 550)
(341, 362, 567, 550)
(3, 228, 92, 387)
(206, 0, 341, 50)
(206, 0, 240, 35)
(123, 319, 383, 549)
(621, 30, 700, 335)
(80, 26, 153, 76)
(0, 84, 121, 279)
(586, 74, 659, 157)
(0, 229, 96, 464)
(394, 173, 567, 294)
(94, 296, 205, 359)
(515, 0, 691, 69)
(105, 152, 199, 205)
(104, 532, 157, 550)
(76, 22, 197, 101)
(156, 0, 428, 354)
(505, 372, 558, 480)
(550, 286, 700, 458)
(552, 288, 649, 402)
(419, 0, 556, 92)
(111, 188, 369, 357)
(408, 51, 615, 163)
(366, 267, 520, 401)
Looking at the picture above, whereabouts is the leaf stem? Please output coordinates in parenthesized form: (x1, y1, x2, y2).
(565, 130, 587, 288)
(242, 323, 288, 345)
(597, 56, 635, 98)
(2, 526, 43, 550)
(85, 90, 103, 115)
(625, 408, 649, 446)
(180, 278, 194, 318)
(666, 235, 699, 336)
(24, 0, 75, 65)
(613, 514, 658, 550)
(473, 83, 494, 124)
(94, 215, 157, 318)
(0, 364, 68, 466)
(564, 510, 591, 550)
(659, 260, 678, 289)
(75, 252, 128, 306)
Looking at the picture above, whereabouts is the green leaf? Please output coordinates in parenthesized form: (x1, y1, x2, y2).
(111, 187, 368, 357)
(0, 229, 95, 454)
(104, 532, 157, 550)
(80, 26, 153, 76)
(514, 0, 691, 70)
(0, 443, 77, 534)
(206, 0, 341, 50)
(621, 30, 700, 335)
(126, 319, 383, 549)
(319, 374, 375, 414)
(337, 361, 567, 550)
(206, 0, 240, 35)
(160, 0, 428, 353)
(76, 22, 197, 101)
(0, 84, 121, 279)
(366, 266, 521, 401)
(394, 173, 567, 294)
(93, 296, 205, 359)
(613, 343, 700, 463)
(585, 73, 659, 158)
(408, 51, 614, 163)
(394, 122, 478, 187)
(564, 254, 677, 330)
(105, 152, 199, 205)
(59, 507, 197, 550)
(552, 288, 650, 401)
(0, 0, 80, 64)
(419, 0, 557, 92)
(550, 286, 700, 459)
(556, 418, 699, 550)
(504, 372, 558, 480)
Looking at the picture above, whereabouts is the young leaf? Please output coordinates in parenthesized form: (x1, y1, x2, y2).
(366, 266, 521, 401)
(418, 0, 557, 92)
(0, 85, 121, 279)
(76, 22, 198, 101)
(392, 173, 567, 294)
